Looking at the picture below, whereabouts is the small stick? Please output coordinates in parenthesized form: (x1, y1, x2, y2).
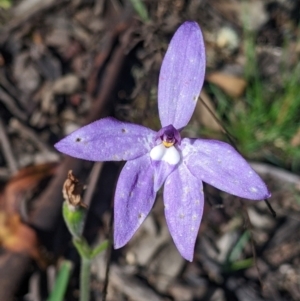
(199, 96, 237, 147)
(10, 119, 51, 153)
(83, 162, 103, 208)
(102, 203, 114, 301)
(264, 198, 276, 218)
(0, 119, 18, 174)
(240, 201, 262, 283)
(0, 88, 27, 121)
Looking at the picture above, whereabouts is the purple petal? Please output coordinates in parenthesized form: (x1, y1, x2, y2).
(114, 155, 156, 248)
(164, 164, 204, 261)
(54, 117, 156, 161)
(181, 139, 271, 200)
(158, 21, 206, 129)
(152, 160, 177, 191)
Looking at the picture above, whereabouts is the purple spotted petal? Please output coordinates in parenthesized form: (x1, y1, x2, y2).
(114, 155, 156, 248)
(181, 139, 271, 200)
(164, 164, 204, 261)
(158, 21, 206, 129)
(54, 117, 156, 161)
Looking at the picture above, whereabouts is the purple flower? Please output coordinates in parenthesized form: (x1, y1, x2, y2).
(55, 21, 270, 261)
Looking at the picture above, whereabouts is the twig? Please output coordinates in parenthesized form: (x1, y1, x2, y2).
(83, 162, 103, 208)
(264, 199, 276, 218)
(0, 119, 18, 174)
(240, 201, 263, 287)
(0, 88, 27, 121)
(199, 96, 237, 147)
(102, 211, 113, 301)
(251, 162, 300, 185)
(0, 0, 69, 43)
(10, 119, 51, 153)
(0, 71, 26, 107)
(108, 265, 162, 301)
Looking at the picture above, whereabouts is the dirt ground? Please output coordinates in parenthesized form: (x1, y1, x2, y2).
(0, 0, 300, 300)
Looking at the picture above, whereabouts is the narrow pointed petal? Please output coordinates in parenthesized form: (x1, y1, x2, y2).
(164, 164, 204, 261)
(114, 155, 156, 248)
(158, 21, 206, 129)
(54, 117, 156, 161)
(182, 139, 271, 200)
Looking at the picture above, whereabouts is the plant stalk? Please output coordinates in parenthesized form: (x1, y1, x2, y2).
(80, 257, 91, 301)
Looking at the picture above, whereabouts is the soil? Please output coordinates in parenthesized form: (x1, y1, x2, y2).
(0, 0, 300, 300)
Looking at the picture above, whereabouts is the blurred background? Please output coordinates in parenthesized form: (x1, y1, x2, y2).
(0, 0, 300, 300)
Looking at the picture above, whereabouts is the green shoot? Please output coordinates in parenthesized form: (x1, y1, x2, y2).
(47, 260, 73, 301)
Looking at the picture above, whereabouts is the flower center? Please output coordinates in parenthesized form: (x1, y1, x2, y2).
(162, 131, 175, 147)
(149, 125, 181, 165)
(163, 140, 174, 147)
(159, 124, 181, 147)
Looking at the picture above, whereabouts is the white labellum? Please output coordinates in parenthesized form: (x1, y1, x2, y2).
(150, 143, 180, 165)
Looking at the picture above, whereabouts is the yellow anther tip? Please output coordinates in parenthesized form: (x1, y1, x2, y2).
(163, 141, 174, 148)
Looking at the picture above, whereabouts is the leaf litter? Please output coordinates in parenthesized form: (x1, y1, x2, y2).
(0, 0, 299, 300)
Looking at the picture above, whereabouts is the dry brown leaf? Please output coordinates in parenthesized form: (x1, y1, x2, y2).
(0, 163, 57, 267)
(3, 162, 57, 213)
(63, 170, 87, 208)
(0, 212, 46, 267)
(206, 72, 247, 98)
(0, 212, 36, 253)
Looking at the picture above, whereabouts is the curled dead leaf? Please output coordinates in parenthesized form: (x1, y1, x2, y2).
(0, 212, 46, 267)
(63, 170, 87, 208)
(0, 163, 58, 267)
(3, 162, 58, 214)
